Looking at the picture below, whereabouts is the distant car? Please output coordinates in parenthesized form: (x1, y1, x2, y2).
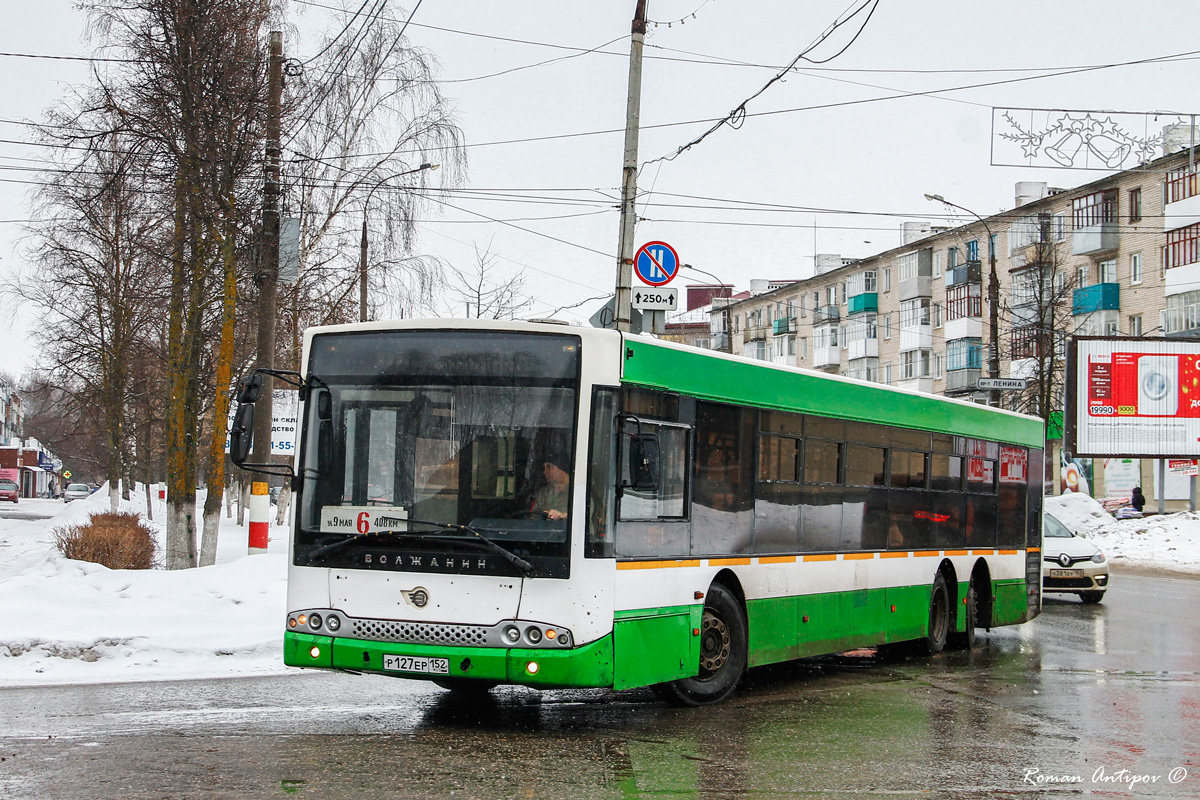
(0, 479, 17, 503)
(1042, 512, 1109, 604)
(63, 483, 93, 502)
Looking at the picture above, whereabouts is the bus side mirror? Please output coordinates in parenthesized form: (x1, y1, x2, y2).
(628, 434, 660, 492)
(229, 403, 255, 465)
(236, 373, 263, 404)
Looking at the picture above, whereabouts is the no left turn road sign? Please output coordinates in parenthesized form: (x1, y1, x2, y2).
(634, 241, 679, 287)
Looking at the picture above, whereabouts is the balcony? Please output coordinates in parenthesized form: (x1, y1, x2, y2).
(1071, 223, 1119, 255)
(1162, 303, 1200, 337)
(773, 317, 797, 336)
(899, 325, 932, 352)
(1071, 283, 1120, 315)
(812, 345, 840, 369)
(899, 276, 932, 301)
(848, 293, 878, 314)
(711, 331, 731, 351)
(846, 338, 878, 361)
(813, 304, 840, 324)
(945, 262, 982, 287)
(897, 377, 934, 395)
(944, 317, 982, 342)
(1165, 169, 1200, 232)
(746, 324, 769, 342)
(945, 368, 982, 395)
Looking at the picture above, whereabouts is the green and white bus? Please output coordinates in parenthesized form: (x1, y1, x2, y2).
(232, 319, 1044, 705)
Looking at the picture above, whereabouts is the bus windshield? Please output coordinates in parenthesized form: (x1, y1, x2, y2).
(295, 330, 580, 578)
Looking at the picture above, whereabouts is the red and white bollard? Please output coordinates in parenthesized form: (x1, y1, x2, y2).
(249, 481, 269, 554)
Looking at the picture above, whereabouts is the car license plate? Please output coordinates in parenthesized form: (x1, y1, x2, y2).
(1050, 569, 1083, 578)
(383, 654, 450, 675)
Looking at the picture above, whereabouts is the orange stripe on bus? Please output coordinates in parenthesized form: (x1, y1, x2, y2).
(616, 560, 701, 570)
(943, 549, 968, 556)
(803, 554, 837, 562)
(843, 552, 875, 560)
(758, 556, 796, 564)
(1027, 547, 1041, 553)
(913, 550, 940, 558)
(709, 557, 751, 566)
(970, 549, 996, 556)
(880, 551, 909, 558)
(998, 549, 1019, 555)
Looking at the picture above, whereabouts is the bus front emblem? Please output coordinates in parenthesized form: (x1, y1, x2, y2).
(402, 587, 429, 608)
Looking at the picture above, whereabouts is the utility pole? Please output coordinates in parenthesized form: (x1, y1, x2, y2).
(614, 0, 648, 333)
(359, 216, 369, 322)
(252, 31, 283, 464)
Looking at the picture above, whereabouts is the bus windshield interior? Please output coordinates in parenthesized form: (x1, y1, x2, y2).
(294, 330, 580, 576)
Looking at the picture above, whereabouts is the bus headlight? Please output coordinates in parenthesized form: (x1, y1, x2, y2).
(325, 614, 341, 631)
(525, 626, 543, 644)
(308, 613, 323, 630)
(503, 625, 521, 644)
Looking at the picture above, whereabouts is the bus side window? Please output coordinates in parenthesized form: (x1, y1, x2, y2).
(586, 389, 617, 558)
(617, 421, 689, 520)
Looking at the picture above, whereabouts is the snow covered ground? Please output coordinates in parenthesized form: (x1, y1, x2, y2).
(0, 486, 1197, 689)
(1045, 492, 1200, 576)
(0, 486, 293, 688)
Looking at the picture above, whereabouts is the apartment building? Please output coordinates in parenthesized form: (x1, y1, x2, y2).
(718, 134, 1200, 497)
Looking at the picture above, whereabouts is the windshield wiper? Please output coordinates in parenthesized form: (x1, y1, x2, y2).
(397, 517, 534, 577)
(307, 517, 534, 577)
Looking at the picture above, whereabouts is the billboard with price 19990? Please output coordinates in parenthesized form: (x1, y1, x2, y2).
(1066, 336, 1200, 458)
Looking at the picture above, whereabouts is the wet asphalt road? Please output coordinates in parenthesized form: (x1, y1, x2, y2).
(1, 571, 1197, 799)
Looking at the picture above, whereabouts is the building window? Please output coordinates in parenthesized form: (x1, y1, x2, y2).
(1131, 252, 1143, 284)
(933, 251, 943, 278)
(946, 283, 982, 320)
(1076, 264, 1089, 288)
(883, 363, 892, 385)
(1098, 259, 1117, 284)
(946, 338, 983, 370)
(1167, 167, 1199, 204)
(900, 350, 933, 380)
(1166, 222, 1200, 269)
(826, 286, 837, 307)
(1129, 315, 1142, 337)
(882, 314, 892, 339)
(883, 268, 892, 292)
(966, 239, 979, 262)
(898, 252, 919, 282)
(800, 337, 807, 359)
(948, 247, 960, 270)
(900, 298, 932, 327)
(847, 270, 877, 296)
(1072, 189, 1118, 228)
(933, 353, 943, 379)
(1129, 187, 1142, 222)
(933, 302, 943, 328)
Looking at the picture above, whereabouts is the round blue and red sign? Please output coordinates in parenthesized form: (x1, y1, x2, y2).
(634, 241, 680, 287)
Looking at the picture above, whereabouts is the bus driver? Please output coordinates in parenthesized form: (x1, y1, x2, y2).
(532, 455, 570, 520)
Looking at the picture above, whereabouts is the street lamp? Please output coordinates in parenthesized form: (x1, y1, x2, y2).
(360, 162, 439, 322)
(924, 193, 1001, 407)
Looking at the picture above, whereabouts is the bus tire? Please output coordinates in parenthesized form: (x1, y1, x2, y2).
(432, 677, 499, 694)
(653, 583, 747, 706)
(948, 581, 977, 650)
(924, 573, 951, 655)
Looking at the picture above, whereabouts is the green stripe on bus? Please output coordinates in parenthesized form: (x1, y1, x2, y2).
(621, 338, 1044, 448)
(285, 631, 616, 688)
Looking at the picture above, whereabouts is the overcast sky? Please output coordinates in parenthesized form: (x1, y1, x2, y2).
(3, 0, 1199, 378)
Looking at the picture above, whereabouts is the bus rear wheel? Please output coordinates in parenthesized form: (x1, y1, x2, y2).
(924, 573, 951, 655)
(653, 583, 747, 706)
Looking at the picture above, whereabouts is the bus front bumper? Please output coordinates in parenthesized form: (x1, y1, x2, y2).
(284, 630, 615, 689)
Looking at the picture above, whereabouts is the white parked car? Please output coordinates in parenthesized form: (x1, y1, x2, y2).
(1042, 512, 1109, 604)
(63, 483, 92, 502)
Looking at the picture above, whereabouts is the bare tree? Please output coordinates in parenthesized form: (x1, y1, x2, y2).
(448, 239, 532, 319)
(19, 123, 169, 511)
(1002, 212, 1081, 432)
(286, 11, 465, 349)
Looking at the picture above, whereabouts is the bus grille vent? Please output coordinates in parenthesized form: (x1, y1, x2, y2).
(350, 619, 489, 646)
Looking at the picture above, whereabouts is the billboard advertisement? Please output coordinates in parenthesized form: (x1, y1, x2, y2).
(1067, 337, 1200, 457)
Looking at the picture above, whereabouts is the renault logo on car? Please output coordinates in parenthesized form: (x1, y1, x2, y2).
(1059, 553, 1072, 567)
(401, 587, 429, 608)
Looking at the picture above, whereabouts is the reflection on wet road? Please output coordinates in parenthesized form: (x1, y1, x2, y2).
(1, 571, 1197, 799)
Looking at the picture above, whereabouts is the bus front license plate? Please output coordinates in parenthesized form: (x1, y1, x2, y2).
(383, 654, 450, 675)
(1050, 569, 1083, 578)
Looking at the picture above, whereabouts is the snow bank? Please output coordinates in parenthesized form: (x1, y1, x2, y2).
(0, 486, 294, 687)
(1046, 493, 1200, 575)
(1045, 492, 1113, 535)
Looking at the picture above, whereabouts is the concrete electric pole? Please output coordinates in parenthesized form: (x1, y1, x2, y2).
(614, 1, 648, 333)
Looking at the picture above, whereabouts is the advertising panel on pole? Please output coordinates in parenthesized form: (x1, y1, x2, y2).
(1067, 336, 1200, 458)
(225, 389, 298, 457)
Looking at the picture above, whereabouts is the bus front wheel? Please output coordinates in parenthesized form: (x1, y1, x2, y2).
(924, 573, 951, 655)
(653, 583, 747, 706)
